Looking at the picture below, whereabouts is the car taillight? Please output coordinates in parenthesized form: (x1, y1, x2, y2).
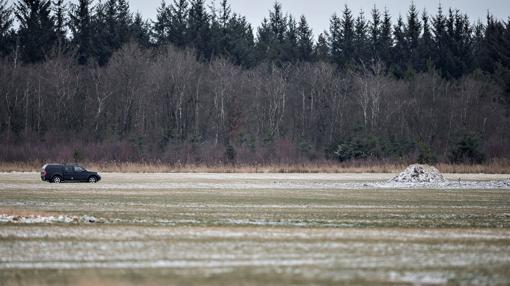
(42, 171, 46, 176)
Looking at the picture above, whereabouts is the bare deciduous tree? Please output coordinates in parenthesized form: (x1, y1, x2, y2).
(0, 43, 508, 164)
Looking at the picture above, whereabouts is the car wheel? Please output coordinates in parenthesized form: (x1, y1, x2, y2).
(52, 176, 62, 183)
(88, 176, 97, 183)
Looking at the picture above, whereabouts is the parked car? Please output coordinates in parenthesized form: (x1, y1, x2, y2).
(41, 164, 101, 183)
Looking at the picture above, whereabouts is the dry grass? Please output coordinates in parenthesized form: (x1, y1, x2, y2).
(435, 161, 510, 174)
(1, 160, 509, 174)
(0, 208, 59, 217)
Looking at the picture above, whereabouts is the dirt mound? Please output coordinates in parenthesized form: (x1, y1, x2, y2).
(391, 164, 445, 183)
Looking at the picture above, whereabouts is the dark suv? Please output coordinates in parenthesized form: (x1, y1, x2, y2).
(41, 164, 101, 183)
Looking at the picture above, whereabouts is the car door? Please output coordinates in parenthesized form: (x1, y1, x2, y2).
(63, 165, 74, 181)
(74, 166, 88, 181)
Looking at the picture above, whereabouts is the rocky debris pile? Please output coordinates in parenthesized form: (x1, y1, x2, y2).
(0, 214, 104, 224)
(391, 164, 446, 183)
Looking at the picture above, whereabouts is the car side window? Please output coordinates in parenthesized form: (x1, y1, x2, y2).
(74, 166, 84, 172)
(64, 166, 73, 173)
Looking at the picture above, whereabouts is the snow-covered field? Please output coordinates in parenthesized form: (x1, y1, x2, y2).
(0, 172, 509, 285)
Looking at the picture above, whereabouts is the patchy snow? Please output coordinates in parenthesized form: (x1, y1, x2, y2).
(0, 214, 104, 224)
(388, 271, 449, 285)
(0, 179, 509, 191)
(0, 257, 334, 270)
(1, 226, 510, 285)
(378, 179, 510, 189)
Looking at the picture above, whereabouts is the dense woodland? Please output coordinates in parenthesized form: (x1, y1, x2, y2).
(0, 0, 510, 165)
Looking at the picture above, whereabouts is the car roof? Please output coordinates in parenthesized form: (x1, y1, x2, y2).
(42, 164, 63, 170)
(43, 163, 85, 168)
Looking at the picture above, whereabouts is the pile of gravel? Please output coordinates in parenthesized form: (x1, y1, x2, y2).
(391, 164, 446, 183)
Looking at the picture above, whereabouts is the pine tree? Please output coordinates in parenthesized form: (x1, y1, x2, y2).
(392, 15, 407, 77)
(282, 15, 298, 62)
(0, 0, 14, 57)
(53, 0, 67, 46)
(70, 0, 92, 65)
(501, 19, 510, 104)
(209, 0, 231, 56)
(296, 15, 313, 62)
(208, 0, 225, 58)
(480, 16, 510, 104)
(153, 0, 171, 45)
(432, 4, 448, 76)
(405, 3, 421, 70)
(225, 14, 254, 67)
(435, 8, 473, 78)
(443, 8, 458, 77)
(98, 0, 118, 63)
(504, 19, 510, 69)
(418, 10, 434, 71)
(188, 0, 211, 59)
(453, 13, 474, 77)
(208, 3, 221, 56)
(0, 0, 11, 36)
(15, 0, 56, 63)
(256, 17, 272, 62)
(340, 6, 354, 67)
(472, 20, 485, 69)
(354, 10, 368, 64)
(328, 13, 342, 66)
(219, 0, 230, 28)
(131, 12, 151, 48)
(268, 1, 287, 62)
(90, 0, 133, 64)
(480, 14, 508, 72)
(90, 1, 109, 65)
(369, 6, 381, 61)
(315, 32, 329, 62)
(116, 0, 133, 45)
(379, 8, 393, 65)
(256, 2, 287, 63)
(269, 2, 286, 42)
(104, 0, 117, 45)
(169, 0, 189, 47)
(446, 9, 455, 42)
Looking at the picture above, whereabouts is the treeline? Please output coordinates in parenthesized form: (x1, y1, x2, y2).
(0, 0, 509, 165)
(2, 0, 510, 76)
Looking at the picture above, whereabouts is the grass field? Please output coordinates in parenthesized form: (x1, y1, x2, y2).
(1, 172, 510, 285)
